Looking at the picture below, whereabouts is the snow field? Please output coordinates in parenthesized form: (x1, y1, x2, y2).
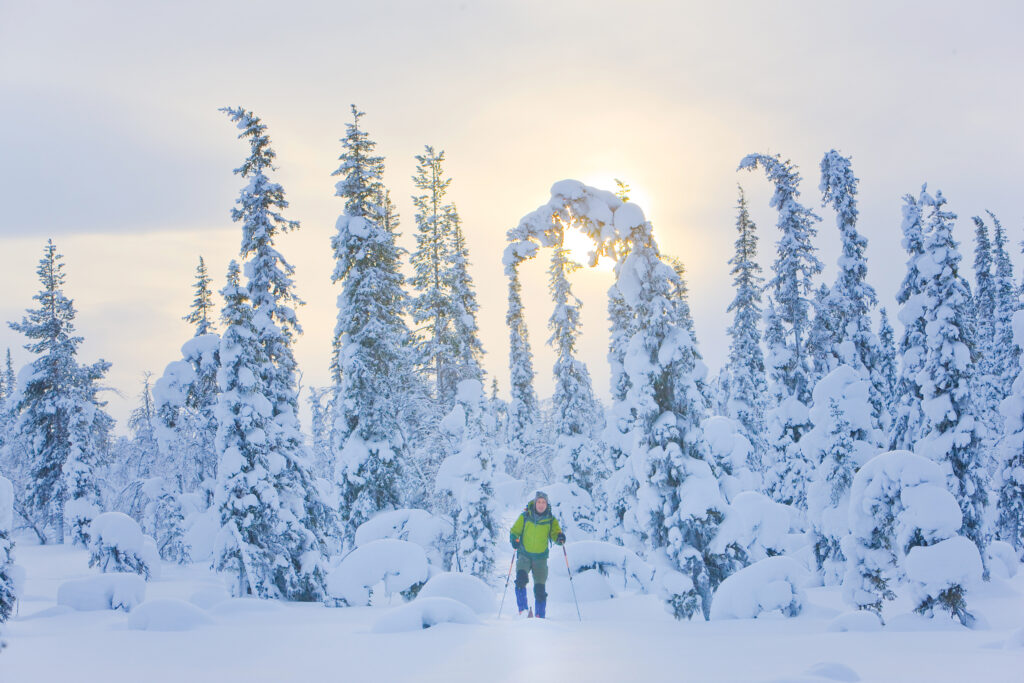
(3, 539, 1024, 682)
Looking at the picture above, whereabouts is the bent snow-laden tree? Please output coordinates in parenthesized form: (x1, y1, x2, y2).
(505, 181, 729, 619)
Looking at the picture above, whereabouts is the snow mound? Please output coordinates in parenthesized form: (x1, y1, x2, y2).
(327, 539, 429, 606)
(126, 599, 214, 631)
(189, 586, 230, 610)
(209, 598, 286, 617)
(417, 572, 495, 614)
(712, 491, 792, 562)
(802, 662, 860, 681)
(567, 569, 615, 601)
(826, 610, 883, 632)
(710, 556, 809, 620)
(986, 540, 1020, 579)
(354, 509, 452, 568)
(57, 573, 146, 612)
(1005, 627, 1024, 649)
(372, 596, 480, 633)
(549, 540, 654, 594)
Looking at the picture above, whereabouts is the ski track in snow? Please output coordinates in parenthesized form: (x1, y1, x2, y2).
(3, 542, 1024, 683)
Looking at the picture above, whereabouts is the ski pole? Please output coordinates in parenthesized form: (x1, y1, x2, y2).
(562, 544, 582, 622)
(497, 548, 518, 618)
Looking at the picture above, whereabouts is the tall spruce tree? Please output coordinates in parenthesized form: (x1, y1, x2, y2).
(547, 238, 602, 491)
(971, 216, 1000, 436)
(889, 189, 928, 451)
(876, 307, 898, 430)
(723, 187, 767, 462)
(739, 154, 821, 506)
(819, 151, 883, 434)
(914, 190, 988, 563)
(6, 241, 110, 545)
(989, 212, 1019, 403)
(505, 263, 539, 475)
(409, 146, 460, 403)
(445, 211, 485, 390)
(998, 307, 1024, 550)
(184, 256, 216, 336)
(218, 108, 332, 599)
(330, 106, 415, 548)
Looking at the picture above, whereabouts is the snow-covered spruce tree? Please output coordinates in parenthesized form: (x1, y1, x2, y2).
(331, 106, 416, 548)
(409, 146, 459, 403)
(408, 147, 484, 407)
(761, 293, 812, 508)
(740, 154, 822, 507)
(152, 256, 222, 499)
(213, 260, 288, 597)
(6, 241, 111, 545)
(506, 182, 732, 620)
(989, 212, 1019, 401)
(218, 108, 333, 600)
(971, 215, 1000, 436)
(445, 211, 485, 391)
(547, 238, 603, 492)
(876, 308, 898, 432)
(435, 380, 498, 580)
(184, 255, 216, 336)
(722, 186, 768, 468)
(0, 475, 17, 624)
(914, 189, 988, 564)
(306, 386, 333, 480)
(997, 310, 1024, 550)
(818, 152, 882, 411)
(889, 189, 928, 451)
(141, 477, 189, 563)
(803, 367, 881, 585)
(505, 263, 540, 477)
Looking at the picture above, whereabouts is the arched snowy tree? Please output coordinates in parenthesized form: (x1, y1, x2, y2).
(505, 181, 727, 619)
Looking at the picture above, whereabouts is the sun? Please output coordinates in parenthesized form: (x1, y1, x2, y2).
(559, 173, 654, 271)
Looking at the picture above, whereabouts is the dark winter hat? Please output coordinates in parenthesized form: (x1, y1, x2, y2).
(534, 490, 549, 504)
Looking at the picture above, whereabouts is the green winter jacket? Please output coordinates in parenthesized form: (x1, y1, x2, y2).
(509, 502, 563, 558)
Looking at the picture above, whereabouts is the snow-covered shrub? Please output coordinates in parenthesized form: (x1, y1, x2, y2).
(701, 416, 761, 499)
(141, 478, 190, 564)
(417, 572, 494, 614)
(827, 610, 883, 632)
(709, 556, 809, 620)
(985, 540, 1019, 579)
(326, 539, 429, 606)
(549, 540, 655, 594)
(842, 450, 983, 625)
(354, 509, 453, 569)
(803, 366, 882, 584)
(126, 598, 214, 631)
(88, 512, 159, 579)
(57, 573, 146, 612)
(710, 491, 792, 566)
(904, 536, 982, 625)
(535, 481, 596, 539)
(371, 596, 480, 633)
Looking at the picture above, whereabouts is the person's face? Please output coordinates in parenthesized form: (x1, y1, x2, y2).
(535, 497, 547, 513)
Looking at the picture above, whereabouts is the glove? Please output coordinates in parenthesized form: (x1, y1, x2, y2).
(511, 536, 520, 549)
(556, 532, 566, 545)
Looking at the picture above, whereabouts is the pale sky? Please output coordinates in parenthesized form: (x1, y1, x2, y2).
(1, 1, 1022, 430)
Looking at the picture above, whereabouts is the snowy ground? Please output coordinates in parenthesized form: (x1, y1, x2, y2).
(3, 539, 1023, 683)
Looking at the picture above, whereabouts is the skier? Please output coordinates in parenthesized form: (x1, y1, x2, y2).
(509, 491, 565, 618)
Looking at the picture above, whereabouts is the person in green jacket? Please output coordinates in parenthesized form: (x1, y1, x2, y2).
(509, 490, 565, 618)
